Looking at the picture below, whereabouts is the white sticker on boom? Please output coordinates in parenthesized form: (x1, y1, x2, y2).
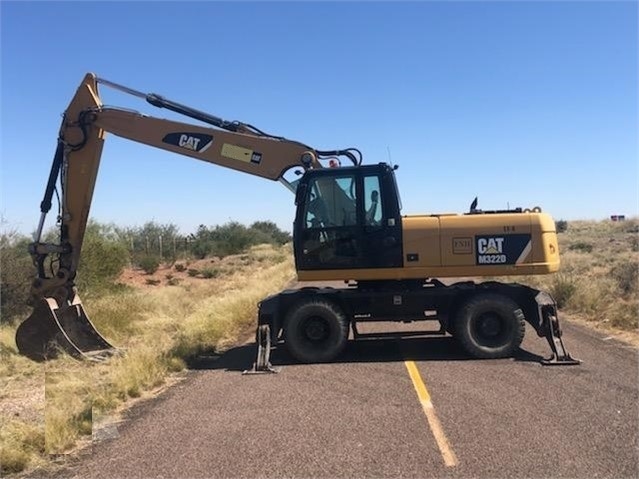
(221, 143, 253, 163)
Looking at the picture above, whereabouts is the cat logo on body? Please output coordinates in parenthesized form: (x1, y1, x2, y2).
(477, 237, 507, 264)
(475, 234, 532, 266)
(162, 132, 213, 153)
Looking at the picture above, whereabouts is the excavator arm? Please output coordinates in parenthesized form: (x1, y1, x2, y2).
(16, 73, 360, 360)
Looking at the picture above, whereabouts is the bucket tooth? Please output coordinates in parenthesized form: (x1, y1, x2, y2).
(16, 295, 116, 361)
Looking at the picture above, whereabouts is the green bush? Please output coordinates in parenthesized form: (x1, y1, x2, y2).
(610, 262, 638, 296)
(568, 242, 593, 253)
(250, 220, 292, 244)
(174, 263, 186, 272)
(137, 255, 161, 275)
(555, 220, 568, 233)
(550, 274, 577, 308)
(76, 222, 129, 292)
(187, 220, 291, 259)
(187, 269, 200, 277)
(0, 230, 32, 324)
(201, 268, 219, 279)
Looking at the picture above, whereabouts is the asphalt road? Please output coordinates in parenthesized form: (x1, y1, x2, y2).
(49, 288, 638, 479)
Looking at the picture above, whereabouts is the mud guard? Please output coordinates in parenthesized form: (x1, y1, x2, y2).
(15, 294, 117, 362)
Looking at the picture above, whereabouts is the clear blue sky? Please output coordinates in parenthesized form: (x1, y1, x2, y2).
(1, 1, 637, 236)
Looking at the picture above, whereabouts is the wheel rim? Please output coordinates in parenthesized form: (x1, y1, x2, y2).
(302, 316, 330, 343)
(472, 312, 509, 347)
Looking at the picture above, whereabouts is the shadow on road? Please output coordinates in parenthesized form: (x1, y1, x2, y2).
(188, 336, 545, 372)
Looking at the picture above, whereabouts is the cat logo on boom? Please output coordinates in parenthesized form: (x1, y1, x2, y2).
(179, 135, 201, 150)
(162, 132, 213, 153)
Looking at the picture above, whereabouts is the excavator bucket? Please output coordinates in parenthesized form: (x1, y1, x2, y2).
(15, 294, 117, 361)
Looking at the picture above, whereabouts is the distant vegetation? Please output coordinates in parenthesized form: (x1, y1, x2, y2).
(507, 218, 639, 331)
(555, 219, 568, 233)
(0, 226, 32, 322)
(0, 219, 291, 325)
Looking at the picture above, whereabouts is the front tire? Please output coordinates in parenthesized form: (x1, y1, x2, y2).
(284, 300, 349, 363)
(454, 294, 525, 359)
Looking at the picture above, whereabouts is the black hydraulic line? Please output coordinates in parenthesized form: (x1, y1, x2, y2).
(145, 93, 243, 132)
(317, 149, 359, 166)
(40, 141, 64, 214)
(97, 76, 363, 166)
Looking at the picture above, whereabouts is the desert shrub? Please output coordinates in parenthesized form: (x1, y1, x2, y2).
(0, 229, 32, 324)
(190, 238, 215, 260)
(549, 274, 577, 308)
(76, 221, 129, 293)
(0, 421, 45, 475)
(118, 221, 182, 262)
(567, 280, 612, 318)
(187, 269, 200, 277)
(250, 220, 292, 244)
(188, 220, 291, 259)
(608, 301, 639, 330)
(145, 279, 161, 286)
(568, 241, 593, 253)
(137, 255, 160, 275)
(610, 262, 638, 296)
(555, 220, 568, 233)
(174, 263, 186, 272)
(624, 221, 639, 234)
(201, 268, 219, 279)
(1, 220, 129, 321)
(167, 277, 181, 286)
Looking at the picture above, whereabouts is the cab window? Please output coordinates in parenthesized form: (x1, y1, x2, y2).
(364, 175, 383, 226)
(304, 175, 357, 228)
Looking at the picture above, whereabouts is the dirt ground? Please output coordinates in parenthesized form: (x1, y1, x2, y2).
(117, 255, 252, 289)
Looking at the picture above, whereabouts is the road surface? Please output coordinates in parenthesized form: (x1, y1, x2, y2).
(49, 292, 638, 479)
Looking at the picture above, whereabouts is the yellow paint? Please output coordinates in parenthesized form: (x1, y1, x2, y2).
(221, 143, 253, 163)
(405, 360, 431, 403)
(404, 360, 458, 468)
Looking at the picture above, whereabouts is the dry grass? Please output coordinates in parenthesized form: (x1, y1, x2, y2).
(503, 219, 639, 333)
(0, 244, 295, 475)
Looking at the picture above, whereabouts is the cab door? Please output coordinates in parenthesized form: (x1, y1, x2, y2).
(294, 166, 403, 271)
(360, 172, 403, 268)
(295, 172, 361, 270)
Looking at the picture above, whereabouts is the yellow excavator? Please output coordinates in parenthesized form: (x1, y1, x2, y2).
(15, 73, 579, 369)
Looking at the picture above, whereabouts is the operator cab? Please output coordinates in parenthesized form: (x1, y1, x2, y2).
(293, 163, 403, 271)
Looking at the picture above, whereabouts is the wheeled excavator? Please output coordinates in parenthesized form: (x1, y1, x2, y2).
(15, 73, 579, 368)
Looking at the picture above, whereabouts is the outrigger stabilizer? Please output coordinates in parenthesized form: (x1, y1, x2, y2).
(243, 325, 279, 375)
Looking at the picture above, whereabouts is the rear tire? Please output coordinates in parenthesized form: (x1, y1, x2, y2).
(284, 300, 349, 363)
(454, 294, 525, 359)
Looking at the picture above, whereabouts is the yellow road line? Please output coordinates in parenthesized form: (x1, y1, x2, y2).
(404, 360, 458, 467)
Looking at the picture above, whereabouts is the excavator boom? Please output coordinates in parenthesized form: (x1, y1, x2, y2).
(16, 73, 355, 360)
